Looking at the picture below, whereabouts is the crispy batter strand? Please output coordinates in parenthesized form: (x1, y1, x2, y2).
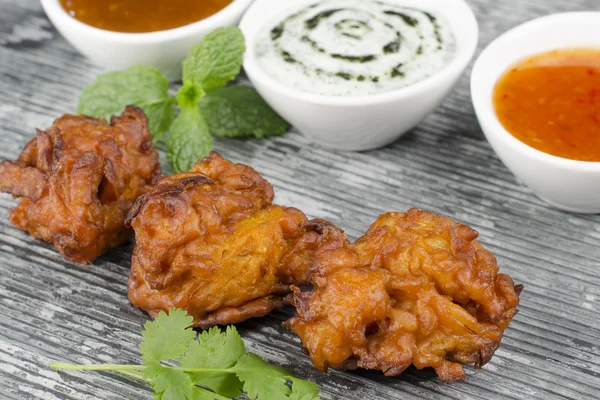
(285, 209, 522, 381)
(0, 106, 160, 263)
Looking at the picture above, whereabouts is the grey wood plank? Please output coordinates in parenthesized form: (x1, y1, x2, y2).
(1, 0, 600, 399)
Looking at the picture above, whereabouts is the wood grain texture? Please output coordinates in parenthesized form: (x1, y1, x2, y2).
(1, 0, 600, 399)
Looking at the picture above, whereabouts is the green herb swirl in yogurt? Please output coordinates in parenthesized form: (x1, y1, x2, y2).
(255, 0, 456, 96)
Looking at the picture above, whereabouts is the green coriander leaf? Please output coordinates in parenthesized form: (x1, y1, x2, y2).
(139, 309, 196, 364)
(289, 377, 320, 400)
(144, 360, 165, 382)
(180, 326, 245, 397)
(196, 326, 246, 368)
(183, 27, 245, 91)
(167, 106, 213, 173)
(150, 366, 193, 400)
(199, 86, 290, 138)
(77, 65, 175, 139)
(192, 387, 230, 400)
(233, 354, 291, 400)
(177, 81, 205, 109)
(50, 307, 321, 399)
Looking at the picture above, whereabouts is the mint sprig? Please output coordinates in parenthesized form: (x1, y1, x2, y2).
(50, 309, 319, 400)
(77, 27, 290, 174)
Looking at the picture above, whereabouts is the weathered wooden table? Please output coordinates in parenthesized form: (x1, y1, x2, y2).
(1, 0, 599, 399)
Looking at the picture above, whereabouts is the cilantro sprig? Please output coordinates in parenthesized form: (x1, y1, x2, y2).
(50, 309, 319, 400)
(77, 27, 289, 173)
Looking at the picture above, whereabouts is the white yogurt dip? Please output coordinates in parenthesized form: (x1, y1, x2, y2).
(255, 0, 456, 96)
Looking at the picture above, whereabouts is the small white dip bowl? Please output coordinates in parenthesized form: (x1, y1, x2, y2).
(471, 12, 600, 214)
(239, 0, 478, 151)
(40, 0, 255, 81)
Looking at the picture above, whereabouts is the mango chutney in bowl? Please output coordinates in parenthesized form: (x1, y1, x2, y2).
(59, 0, 233, 33)
(42, 0, 254, 80)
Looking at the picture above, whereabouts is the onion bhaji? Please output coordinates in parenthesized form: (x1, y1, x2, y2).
(126, 152, 340, 328)
(284, 209, 523, 381)
(118, 151, 520, 379)
(0, 106, 160, 263)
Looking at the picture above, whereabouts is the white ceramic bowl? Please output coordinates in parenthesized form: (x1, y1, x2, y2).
(239, 0, 478, 151)
(41, 0, 255, 81)
(471, 12, 600, 214)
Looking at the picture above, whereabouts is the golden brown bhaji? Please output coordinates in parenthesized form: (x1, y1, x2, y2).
(126, 152, 341, 328)
(0, 106, 160, 263)
(285, 208, 522, 381)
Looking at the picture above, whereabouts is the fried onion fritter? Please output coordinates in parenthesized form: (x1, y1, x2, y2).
(0, 106, 160, 263)
(126, 152, 340, 328)
(284, 209, 522, 381)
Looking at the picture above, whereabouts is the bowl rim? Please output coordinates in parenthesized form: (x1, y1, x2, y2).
(40, 0, 255, 43)
(239, 0, 479, 106)
(471, 11, 600, 171)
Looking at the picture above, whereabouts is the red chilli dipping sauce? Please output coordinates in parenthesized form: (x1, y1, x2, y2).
(494, 48, 600, 162)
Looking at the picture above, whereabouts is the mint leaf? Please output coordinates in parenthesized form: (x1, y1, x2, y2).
(233, 354, 291, 400)
(167, 107, 212, 173)
(144, 101, 177, 142)
(183, 27, 245, 91)
(180, 327, 245, 397)
(199, 86, 289, 138)
(77, 65, 175, 139)
(139, 309, 195, 364)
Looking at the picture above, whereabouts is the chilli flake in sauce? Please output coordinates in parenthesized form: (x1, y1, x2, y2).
(494, 48, 600, 162)
(255, 0, 456, 96)
(60, 0, 232, 33)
